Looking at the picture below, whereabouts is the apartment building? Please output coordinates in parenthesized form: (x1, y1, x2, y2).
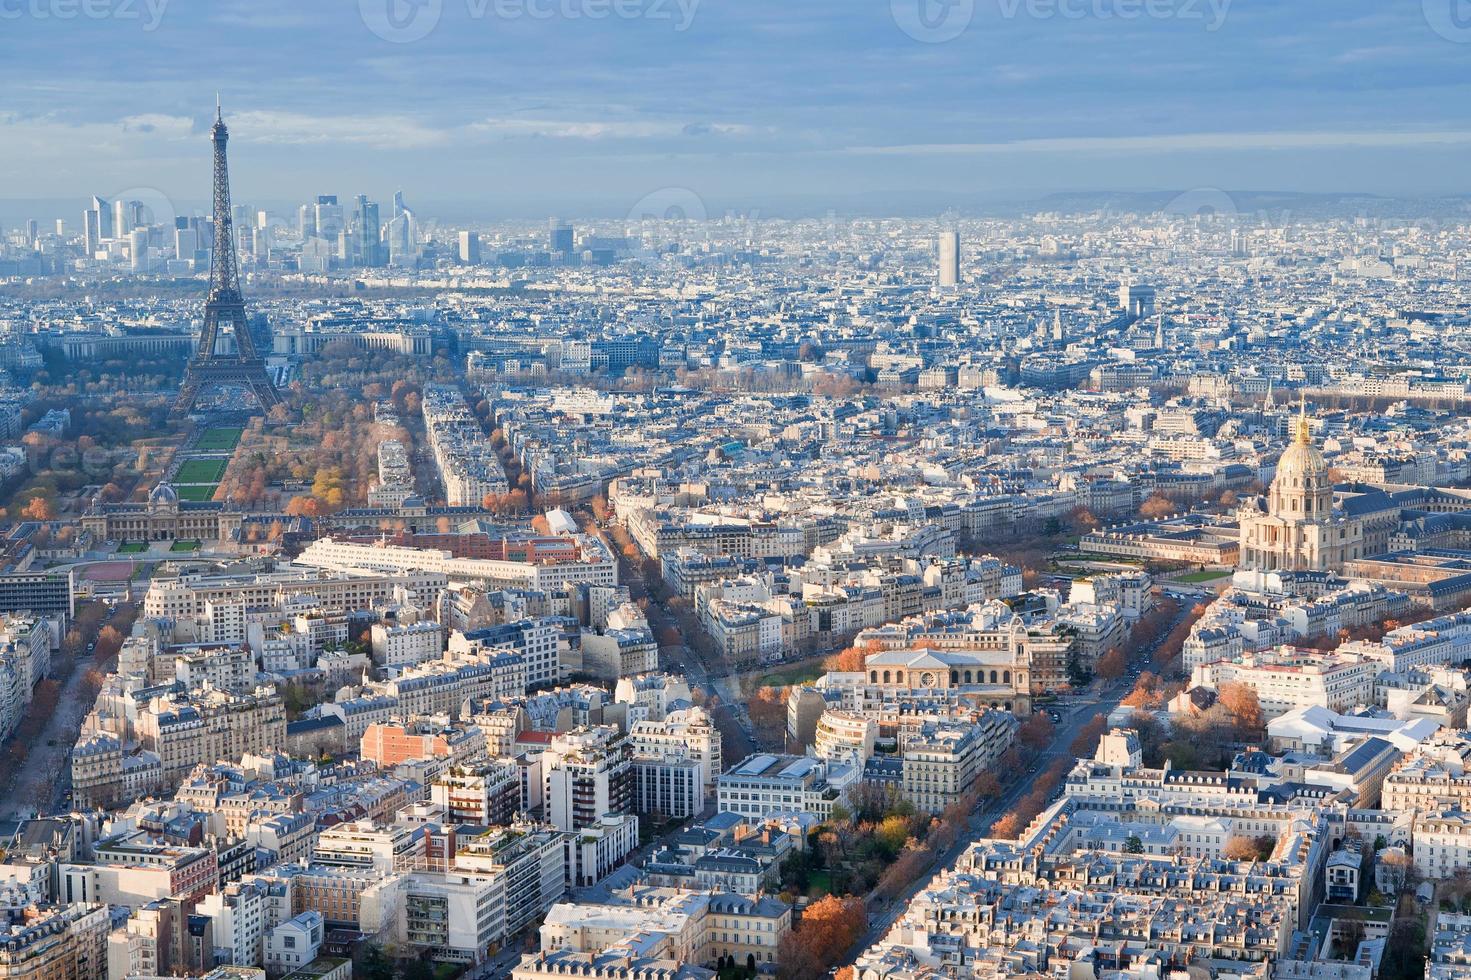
(716, 754, 858, 821)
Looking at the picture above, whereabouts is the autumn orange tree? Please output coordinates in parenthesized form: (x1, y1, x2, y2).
(1095, 647, 1127, 681)
(1138, 493, 1176, 520)
(1217, 681, 1265, 734)
(1019, 712, 1054, 751)
(825, 639, 880, 672)
(746, 686, 788, 743)
(989, 757, 1070, 840)
(1069, 713, 1109, 757)
(776, 895, 867, 980)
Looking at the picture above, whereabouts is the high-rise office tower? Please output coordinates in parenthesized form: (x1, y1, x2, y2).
(938, 231, 960, 287)
(298, 204, 316, 239)
(82, 209, 101, 258)
(54, 219, 65, 237)
(314, 195, 343, 241)
(459, 230, 480, 264)
(91, 196, 112, 238)
(549, 219, 574, 255)
(174, 216, 198, 261)
(24, 219, 38, 246)
(385, 212, 415, 267)
(392, 189, 407, 221)
(113, 199, 130, 238)
(129, 228, 149, 271)
(357, 195, 382, 266)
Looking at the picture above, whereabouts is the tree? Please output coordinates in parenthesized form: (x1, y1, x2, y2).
(1217, 681, 1264, 733)
(973, 771, 1002, 800)
(1378, 848, 1414, 895)
(825, 643, 873, 672)
(990, 813, 1024, 840)
(1138, 493, 1175, 520)
(1123, 834, 1144, 853)
(1095, 647, 1127, 681)
(1224, 836, 1262, 861)
(1065, 506, 1100, 533)
(1069, 713, 1109, 758)
(283, 495, 323, 518)
(746, 687, 789, 741)
(403, 957, 436, 980)
(360, 945, 394, 980)
(20, 497, 54, 521)
(775, 895, 867, 980)
(1019, 712, 1054, 751)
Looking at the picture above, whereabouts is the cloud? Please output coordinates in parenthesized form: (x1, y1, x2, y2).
(228, 111, 453, 149)
(844, 130, 1471, 156)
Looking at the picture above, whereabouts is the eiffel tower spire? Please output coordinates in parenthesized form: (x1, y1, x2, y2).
(174, 100, 282, 417)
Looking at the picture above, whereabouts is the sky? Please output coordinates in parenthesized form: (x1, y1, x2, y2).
(2, 0, 1470, 218)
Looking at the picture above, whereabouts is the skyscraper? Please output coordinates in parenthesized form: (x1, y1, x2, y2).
(549, 219, 574, 255)
(91, 195, 112, 238)
(24, 219, 38, 246)
(357, 195, 382, 267)
(298, 203, 316, 239)
(459, 230, 480, 264)
(174, 216, 198, 262)
(314, 196, 343, 241)
(938, 230, 959, 287)
(82, 208, 101, 258)
(129, 227, 149, 271)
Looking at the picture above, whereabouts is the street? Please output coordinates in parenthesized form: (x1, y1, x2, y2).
(847, 601, 1190, 957)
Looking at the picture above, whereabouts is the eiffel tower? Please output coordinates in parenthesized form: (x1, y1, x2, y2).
(173, 99, 283, 417)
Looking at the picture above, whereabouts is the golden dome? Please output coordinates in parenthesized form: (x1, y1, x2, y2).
(1275, 398, 1326, 484)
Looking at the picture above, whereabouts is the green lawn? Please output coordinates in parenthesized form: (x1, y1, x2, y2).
(175, 484, 219, 502)
(175, 459, 229, 484)
(170, 539, 202, 552)
(1177, 569, 1231, 583)
(196, 427, 243, 452)
(117, 542, 147, 554)
(760, 664, 825, 687)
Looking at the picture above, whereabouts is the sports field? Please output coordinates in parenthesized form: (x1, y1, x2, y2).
(1177, 569, 1231, 584)
(196, 427, 243, 452)
(175, 484, 219, 502)
(176, 459, 228, 484)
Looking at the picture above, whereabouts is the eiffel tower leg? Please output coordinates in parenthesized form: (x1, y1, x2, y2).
(251, 376, 282, 410)
(173, 378, 201, 419)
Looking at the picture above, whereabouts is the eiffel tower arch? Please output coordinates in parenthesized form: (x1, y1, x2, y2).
(173, 101, 283, 418)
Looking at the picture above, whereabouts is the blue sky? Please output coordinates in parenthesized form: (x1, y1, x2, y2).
(2, 0, 1470, 215)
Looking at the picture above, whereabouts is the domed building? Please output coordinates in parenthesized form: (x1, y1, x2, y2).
(81, 480, 244, 545)
(1238, 404, 1367, 572)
